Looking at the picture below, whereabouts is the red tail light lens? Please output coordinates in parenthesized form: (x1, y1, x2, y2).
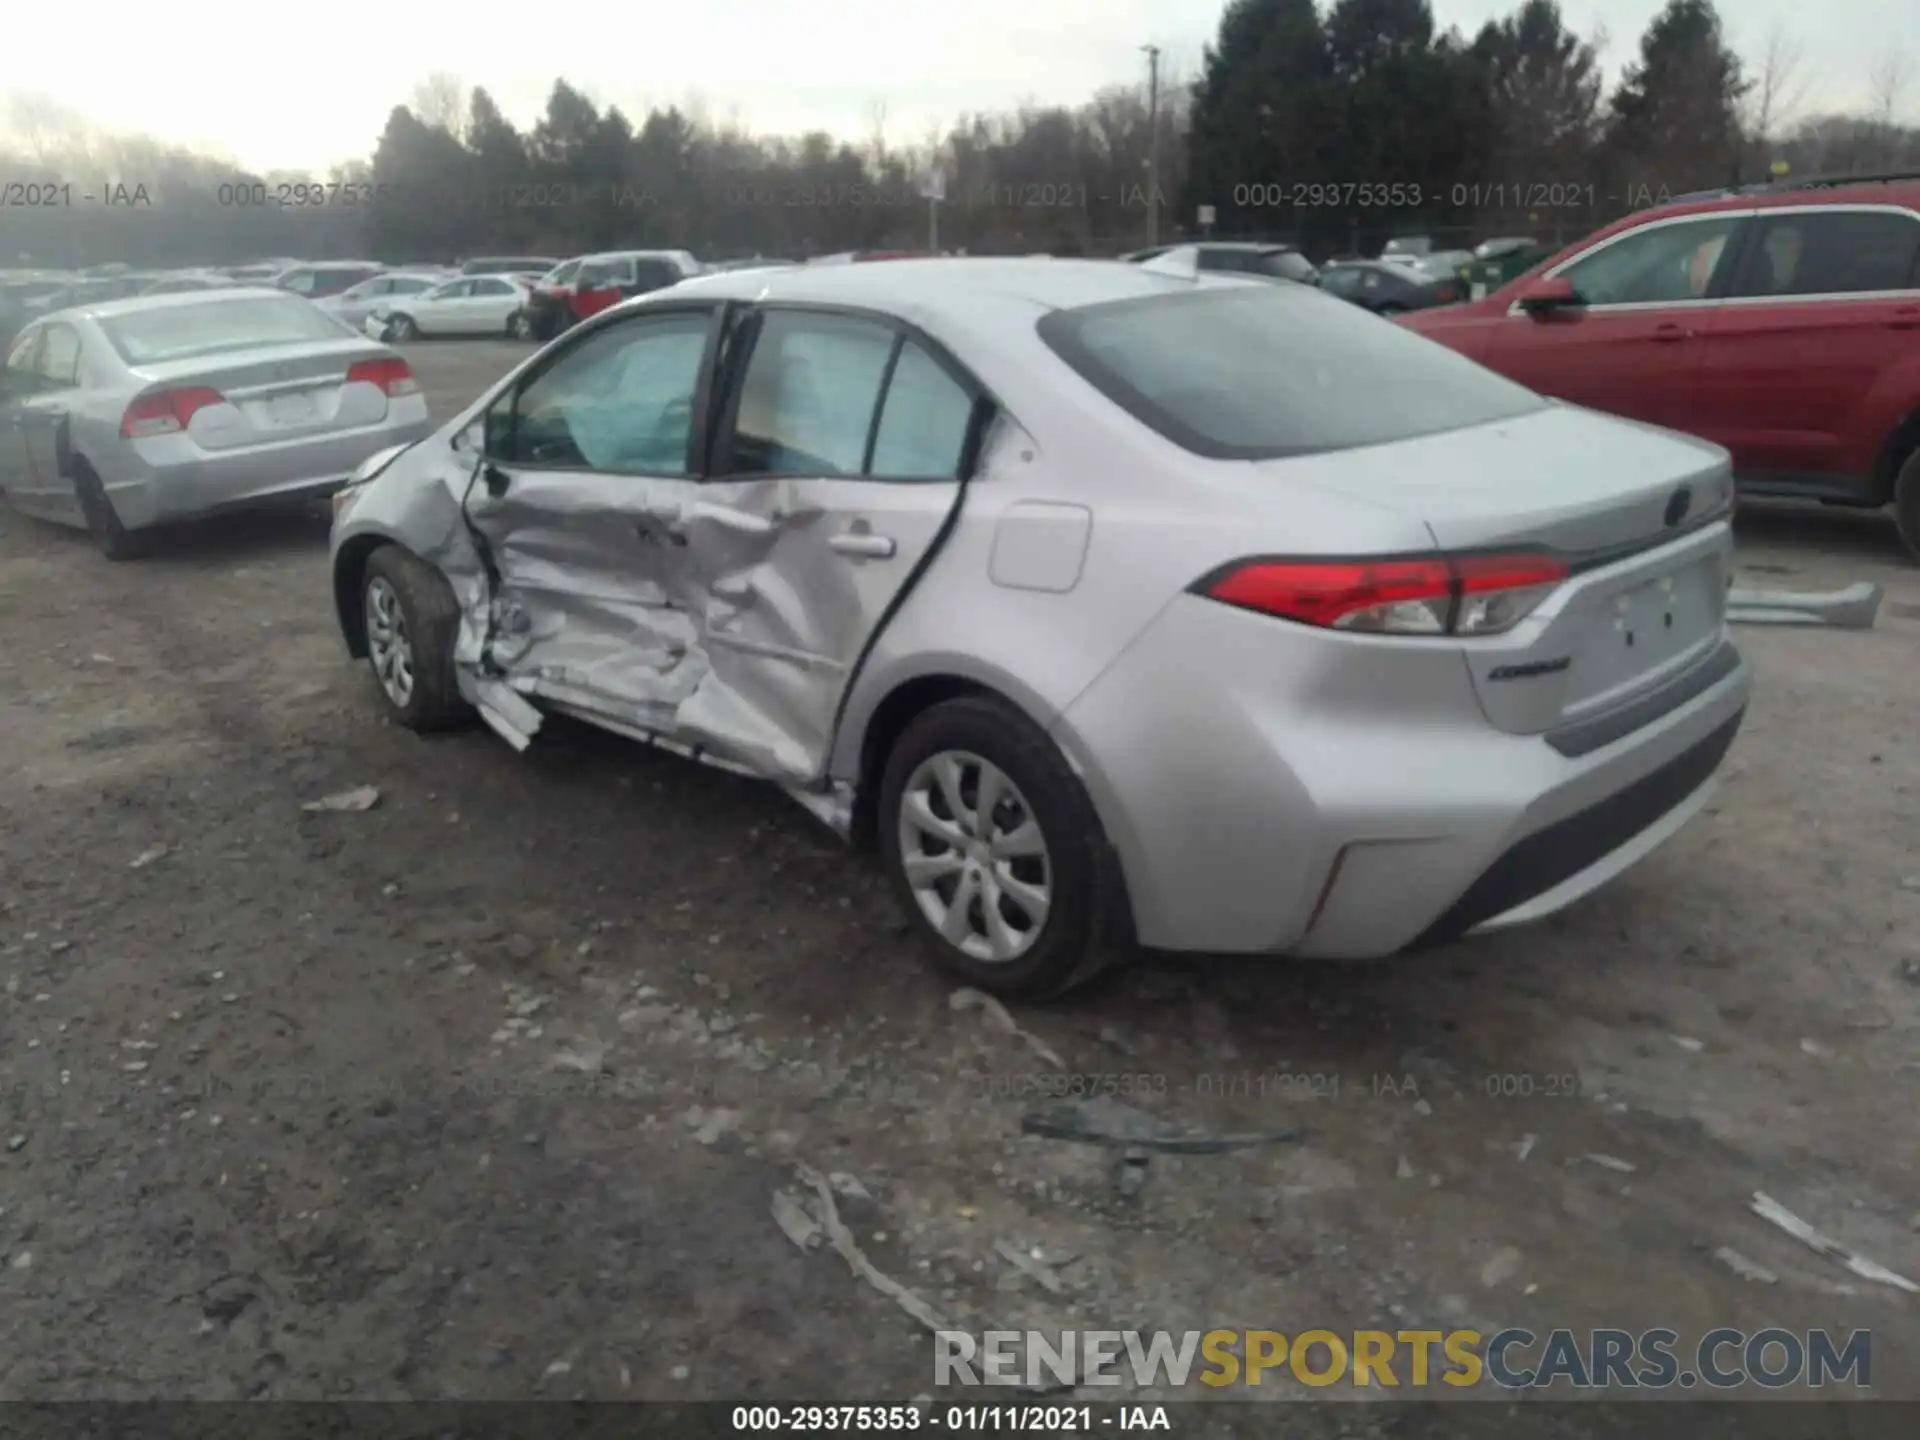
(120, 386, 225, 438)
(1198, 552, 1569, 637)
(346, 357, 420, 397)
(1434, 283, 1460, 302)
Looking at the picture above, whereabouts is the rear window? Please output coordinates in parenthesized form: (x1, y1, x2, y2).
(1037, 285, 1544, 460)
(98, 296, 354, 366)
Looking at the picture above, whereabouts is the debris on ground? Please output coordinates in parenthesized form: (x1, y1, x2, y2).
(1581, 1153, 1637, 1173)
(1671, 1035, 1704, 1052)
(1115, 1147, 1151, 1201)
(770, 1189, 823, 1253)
(301, 785, 381, 813)
(796, 1163, 956, 1333)
(1749, 1192, 1919, 1294)
(994, 1239, 1068, 1295)
(129, 846, 169, 870)
(685, 1107, 740, 1146)
(550, 1040, 607, 1075)
(1726, 582, 1881, 630)
(1479, 1247, 1524, 1288)
(829, 1172, 873, 1201)
(1396, 1155, 1417, 1181)
(1715, 1247, 1779, 1284)
(949, 987, 1065, 1069)
(1021, 1096, 1303, 1154)
(1515, 1134, 1537, 1163)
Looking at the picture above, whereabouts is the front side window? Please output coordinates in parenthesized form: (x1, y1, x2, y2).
(1039, 285, 1544, 460)
(1735, 210, 1920, 297)
(472, 279, 514, 297)
(1558, 215, 1744, 306)
(427, 282, 468, 301)
(725, 311, 897, 476)
(391, 279, 433, 295)
(496, 310, 712, 473)
(278, 270, 318, 295)
(1260, 251, 1317, 282)
(3, 330, 41, 395)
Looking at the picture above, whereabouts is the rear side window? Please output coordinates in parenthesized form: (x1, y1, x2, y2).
(391, 278, 433, 295)
(37, 325, 82, 385)
(634, 259, 679, 291)
(1196, 249, 1253, 274)
(869, 342, 974, 479)
(725, 312, 897, 476)
(1038, 285, 1544, 460)
(1260, 251, 1316, 282)
(98, 297, 354, 365)
(1736, 210, 1920, 297)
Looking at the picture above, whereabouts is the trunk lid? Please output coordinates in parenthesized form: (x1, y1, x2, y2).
(1257, 402, 1736, 735)
(134, 339, 399, 451)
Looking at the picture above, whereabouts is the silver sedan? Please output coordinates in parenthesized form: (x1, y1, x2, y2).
(328, 259, 1748, 997)
(0, 289, 433, 559)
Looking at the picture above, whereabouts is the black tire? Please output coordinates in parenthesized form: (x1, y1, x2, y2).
(360, 545, 469, 731)
(1375, 301, 1408, 316)
(387, 314, 419, 343)
(507, 310, 531, 340)
(1894, 450, 1920, 561)
(877, 694, 1131, 1000)
(72, 461, 150, 560)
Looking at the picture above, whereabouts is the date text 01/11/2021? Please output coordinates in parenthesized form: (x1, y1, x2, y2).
(728, 1405, 1172, 1431)
(0, 181, 151, 207)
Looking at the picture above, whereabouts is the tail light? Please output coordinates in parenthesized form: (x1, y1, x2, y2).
(1197, 551, 1569, 637)
(120, 386, 225, 438)
(346, 357, 420, 397)
(1434, 282, 1460, 302)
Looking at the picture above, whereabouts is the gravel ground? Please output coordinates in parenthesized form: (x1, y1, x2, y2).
(1, 339, 1915, 1417)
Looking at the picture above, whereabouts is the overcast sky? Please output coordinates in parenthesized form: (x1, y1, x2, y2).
(1, 0, 1912, 174)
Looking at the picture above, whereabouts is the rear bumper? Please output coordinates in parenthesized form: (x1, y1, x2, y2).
(1051, 592, 1751, 959)
(96, 406, 435, 530)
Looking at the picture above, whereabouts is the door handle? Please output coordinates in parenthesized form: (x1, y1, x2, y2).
(829, 530, 896, 559)
(1649, 324, 1692, 343)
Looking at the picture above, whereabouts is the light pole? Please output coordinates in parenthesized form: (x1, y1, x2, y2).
(1143, 44, 1162, 247)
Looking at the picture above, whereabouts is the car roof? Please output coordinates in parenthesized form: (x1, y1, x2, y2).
(50, 286, 289, 322)
(1621, 174, 1920, 226)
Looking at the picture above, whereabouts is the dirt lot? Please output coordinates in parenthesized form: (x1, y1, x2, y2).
(1, 339, 1916, 1419)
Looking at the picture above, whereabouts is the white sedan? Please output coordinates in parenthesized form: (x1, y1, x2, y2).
(363, 276, 530, 341)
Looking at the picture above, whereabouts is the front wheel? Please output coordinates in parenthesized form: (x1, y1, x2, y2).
(1895, 450, 1920, 561)
(361, 546, 468, 730)
(73, 462, 149, 560)
(878, 695, 1128, 999)
(507, 310, 531, 340)
(387, 314, 419, 343)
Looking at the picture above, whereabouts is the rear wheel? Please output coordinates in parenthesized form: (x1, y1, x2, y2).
(72, 461, 149, 561)
(878, 695, 1128, 999)
(361, 546, 468, 730)
(507, 310, 531, 340)
(1894, 450, 1920, 560)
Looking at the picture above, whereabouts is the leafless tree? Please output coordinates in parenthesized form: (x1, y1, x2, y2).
(3, 91, 92, 168)
(411, 72, 470, 141)
(1867, 45, 1912, 167)
(1744, 22, 1810, 149)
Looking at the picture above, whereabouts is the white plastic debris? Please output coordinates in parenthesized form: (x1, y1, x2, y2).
(1715, 1247, 1778, 1284)
(771, 1189, 823, 1252)
(1726, 582, 1881, 629)
(129, 846, 169, 870)
(1583, 1153, 1637, 1173)
(1515, 1134, 1537, 1163)
(1749, 1192, 1918, 1294)
(301, 785, 380, 813)
(1671, 1035, 1704, 1052)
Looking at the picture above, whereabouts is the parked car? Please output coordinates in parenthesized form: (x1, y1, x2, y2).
(459, 256, 560, 278)
(1466, 236, 1550, 297)
(364, 276, 533, 341)
(0, 275, 74, 346)
(1123, 242, 1316, 283)
(1380, 235, 1435, 258)
(1316, 258, 1465, 313)
(326, 257, 1747, 997)
(1398, 175, 1920, 553)
(274, 262, 386, 300)
(140, 272, 240, 296)
(518, 251, 700, 341)
(0, 289, 431, 559)
(318, 272, 447, 329)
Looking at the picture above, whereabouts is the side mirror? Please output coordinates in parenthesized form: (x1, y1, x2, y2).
(1516, 275, 1582, 316)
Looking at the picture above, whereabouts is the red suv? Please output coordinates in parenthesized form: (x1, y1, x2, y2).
(1399, 176, 1920, 555)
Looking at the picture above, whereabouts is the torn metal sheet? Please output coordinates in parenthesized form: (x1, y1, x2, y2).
(1726, 582, 1881, 630)
(1748, 1191, 1918, 1294)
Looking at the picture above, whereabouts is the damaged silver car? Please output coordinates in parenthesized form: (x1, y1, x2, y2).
(329, 258, 1749, 997)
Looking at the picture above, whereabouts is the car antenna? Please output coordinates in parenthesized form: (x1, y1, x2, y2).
(1138, 247, 1201, 283)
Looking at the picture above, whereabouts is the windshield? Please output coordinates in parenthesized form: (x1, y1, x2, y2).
(1037, 285, 1544, 460)
(98, 296, 355, 366)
